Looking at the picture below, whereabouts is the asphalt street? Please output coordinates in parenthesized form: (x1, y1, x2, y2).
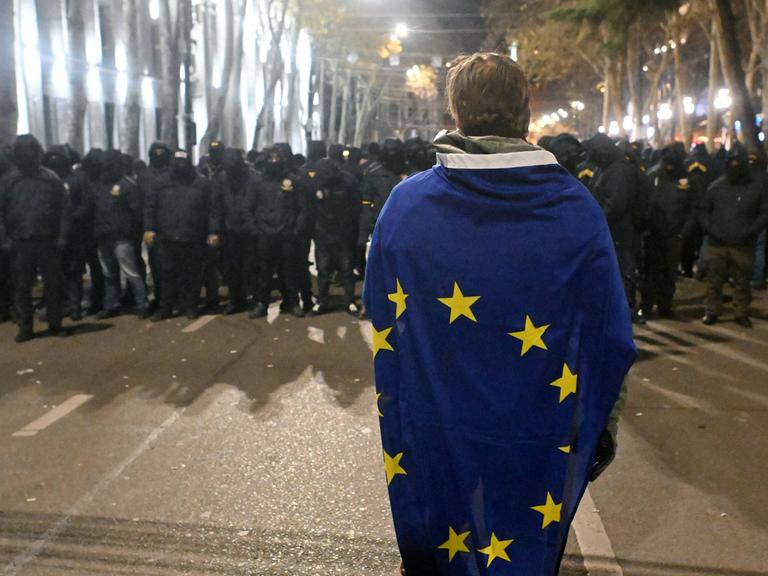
(1, 278, 767, 576)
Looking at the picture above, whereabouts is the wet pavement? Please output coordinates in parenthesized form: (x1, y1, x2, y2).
(0, 278, 767, 575)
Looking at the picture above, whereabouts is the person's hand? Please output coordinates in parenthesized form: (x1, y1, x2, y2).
(207, 234, 220, 248)
(143, 231, 156, 246)
(590, 429, 616, 482)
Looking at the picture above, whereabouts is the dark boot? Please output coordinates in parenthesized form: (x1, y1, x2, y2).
(702, 313, 718, 325)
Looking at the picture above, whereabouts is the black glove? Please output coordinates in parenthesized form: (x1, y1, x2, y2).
(590, 429, 616, 482)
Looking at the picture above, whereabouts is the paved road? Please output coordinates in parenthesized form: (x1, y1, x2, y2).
(0, 279, 766, 575)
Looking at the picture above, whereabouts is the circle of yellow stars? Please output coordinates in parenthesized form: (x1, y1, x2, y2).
(372, 277, 573, 566)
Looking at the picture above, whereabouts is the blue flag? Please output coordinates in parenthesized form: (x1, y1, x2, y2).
(363, 147, 636, 575)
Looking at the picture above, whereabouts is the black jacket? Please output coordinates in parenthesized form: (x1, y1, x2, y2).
(0, 167, 71, 245)
(584, 134, 635, 246)
(94, 176, 142, 242)
(304, 159, 359, 244)
(701, 175, 768, 246)
(248, 173, 302, 237)
(145, 173, 218, 243)
(213, 168, 261, 236)
(358, 161, 401, 245)
(648, 171, 694, 238)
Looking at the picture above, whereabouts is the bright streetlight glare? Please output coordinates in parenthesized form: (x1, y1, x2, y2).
(395, 23, 409, 38)
(714, 88, 732, 110)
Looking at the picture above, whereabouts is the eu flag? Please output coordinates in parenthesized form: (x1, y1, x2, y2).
(363, 145, 636, 575)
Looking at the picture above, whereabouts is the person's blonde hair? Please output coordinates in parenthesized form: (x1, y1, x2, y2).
(446, 52, 531, 138)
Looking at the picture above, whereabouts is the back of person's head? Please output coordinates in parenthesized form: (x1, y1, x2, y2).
(446, 52, 530, 138)
(101, 149, 125, 184)
(82, 148, 104, 182)
(307, 140, 327, 163)
(42, 145, 73, 179)
(547, 134, 584, 175)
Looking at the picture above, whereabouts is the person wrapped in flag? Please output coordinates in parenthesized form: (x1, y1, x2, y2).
(363, 53, 636, 576)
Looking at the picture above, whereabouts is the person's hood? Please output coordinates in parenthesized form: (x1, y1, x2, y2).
(148, 141, 171, 169)
(42, 145, 73, 179)
(262, 147, 287, 180)
(305, 157, 343, 189)
(81, 148, 104, 181)
(380, 137, 408, 174)
(328, 144, 345, 165)
(307, 140, 327, 163)
(362, 141, 380, 162)
(208, 140, 224, 166)
(583, 133, 624, 168)
(686, 144, 711, 174)
(659, 145, 686, 180)
(222, 148, 248, 181)
(545, 134, 584, 175)
(433, 130, 538, 156)
(14, 134, 44, 176)
(274, 143, 294, 163)
(101, 150, 125, 185)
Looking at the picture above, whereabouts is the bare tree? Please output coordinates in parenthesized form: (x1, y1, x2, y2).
(121, 0, 142, 157)
(0, 0, 17, 145)
(224, 0, 247, 148)
(158, 0, 181, 148)
(200, 0, 234, 150)
(65, 0, 88, 153)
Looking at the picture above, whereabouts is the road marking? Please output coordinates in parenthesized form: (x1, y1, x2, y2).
(307, 326, 325, 344)
(11, 395, 94, 438)
(181, 314, 217, 333)
(267, 302, 280, 325)
(359, 318, 622, 571)
(700, 323, 768, 348)
(636, 378, 714, 412)
(573, 489, 624, 575)
(3, 408, 184, 575)
(646, 321, 768, 374)
(337, 326, 347, 340)
(635, 339, 738, 382)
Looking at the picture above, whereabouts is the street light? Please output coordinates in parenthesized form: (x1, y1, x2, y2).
(657, 102, 673, 120)
(570, 100, 585, 112)
(683, 96, 695, 115)
(714, 88, 732, 110)
(395, 23, 409, 38)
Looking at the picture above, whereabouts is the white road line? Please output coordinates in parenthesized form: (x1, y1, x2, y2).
(11, 395, 94, 438)
(267, 302, 280, 325)
(635, 340, 738, 382)
(637, 378, 714, 412)
(701, 323, 768, 348)
(646, 321, 768, 374)
(573, 489, 624, 575)
(358, 318, 622, 572)
(181, 314, 217, 333)
(307, 326, 325, 344)
(2, 408, 184, 575)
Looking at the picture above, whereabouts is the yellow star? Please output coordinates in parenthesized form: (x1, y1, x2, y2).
(558, 445, 572, 454)
(549, 363, 578, 403)
(508, 315, 550, 356)
(388, 279, 409, 319)
(383, 450, 407, 485)
(372, 326, 394, 359)
(437, 282, 480, 324)
(376, 392, 383, 417)
(437, 527, 471, 562)
(531, 492, 562, 529)
(477, 532, 514, 567)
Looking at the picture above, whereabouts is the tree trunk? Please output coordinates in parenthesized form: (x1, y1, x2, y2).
(626, 27, 642, 141)
(282, 19, 301, 146)
(327, 61, 339, 144)
(200, 0, 234, 150)
(608, 57, 625, 136)
(252, 0, 288, 150)
(158, 0, 180, 148)
(121, 0, 142, 158)
(601, 60, 610, 131)
(65, 0, 88, 153)
(673, 40, 691, 147)
(706, 20, 720, 153)
(224, 0, 246, 148)
(317, 58, 326, 140)
(338, 68, 351, 145)
(353, 70, 377, 147)
(713, 0, 765, 160)
(0, 0, 17, 145)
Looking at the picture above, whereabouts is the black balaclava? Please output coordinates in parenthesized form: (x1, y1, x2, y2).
(0, 149, 11, 179)
(13, 134, 44, 176)
(380, 138, 406, 175)
(726, 144, 752, 185)
(222, 148, 248, 183)
(121, 153, 135, 178)
(363, 142, 380, 163)
(42, 145, 73, 179)
(208, 140, 224, 168)
(101, 150, 126, 185)
(171, 150, 196, 185)
(660, 145, 685, 180)
(263, 148, 286, 180)
(307, 140, 327, 163)
(81, 148, 104, 182)
(148, 142, 171, 170)
(328, 144, 345, 166)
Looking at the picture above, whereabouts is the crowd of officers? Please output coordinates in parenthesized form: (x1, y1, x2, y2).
(2, 130, 767, 343)
(0, 134, 433, 343)
(540, 133, 768, 328)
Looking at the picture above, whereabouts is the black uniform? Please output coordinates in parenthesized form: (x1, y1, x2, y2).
(640, 150, 694, 316)
(137, 142, 172, 306)
(198, 141, 225, 309)
(78, 149, 106, 313)
(214, 149, 260, 313)
(0, 149, 13, 322)
(0, 135, 71, 340)
(701, 145, 768, 324)
(583, 134, 638, 314)
(146, 152, 218, 318)
(306, 159, 359, 311)
(682, 144, 714, 276)
(249, 149, 304, 317)
(357, 140, 405, 248)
